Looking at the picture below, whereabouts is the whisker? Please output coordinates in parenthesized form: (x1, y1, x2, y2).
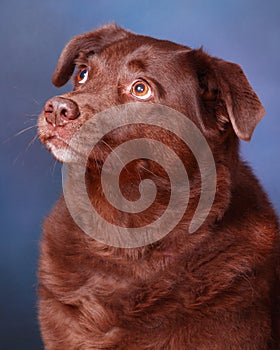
(12, 86, 42, 106)
(32, 97, 41, 106)
(12, 151, 22, 166)
(11, 132, 38, 166)
(14, 125, 37, 137)
(95, 158, 101, 175)
(138, 164, 160, 179)
(51, 159, 58, 176)
(23, 119, 37, 125)
(25, 134, 39, 153)
(101, 139, 129, 175)
(23, 113, 39, 120)
(3, 124, 37, 144)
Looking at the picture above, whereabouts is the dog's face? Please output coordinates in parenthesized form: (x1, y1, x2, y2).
(38, 24, 265, 166)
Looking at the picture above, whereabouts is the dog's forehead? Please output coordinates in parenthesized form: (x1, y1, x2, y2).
(96, 35, 191, 67)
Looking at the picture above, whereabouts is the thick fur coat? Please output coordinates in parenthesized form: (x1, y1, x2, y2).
(38, 25, 280, 349)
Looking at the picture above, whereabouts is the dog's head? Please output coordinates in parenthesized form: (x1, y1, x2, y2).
(38, 24, 265, 164)
(37, 24, 267, 242)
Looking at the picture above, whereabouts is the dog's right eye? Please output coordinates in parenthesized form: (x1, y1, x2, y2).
(130, 80, 152, 100)
(77, 68, 88, 84)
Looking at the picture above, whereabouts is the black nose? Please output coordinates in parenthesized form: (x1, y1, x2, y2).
(43, 97, 80, 126)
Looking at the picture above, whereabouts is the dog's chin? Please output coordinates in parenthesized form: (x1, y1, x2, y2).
(45, 141, 75, 163)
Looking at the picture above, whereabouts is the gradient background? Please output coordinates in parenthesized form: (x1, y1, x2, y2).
(0, 1, 279, 348)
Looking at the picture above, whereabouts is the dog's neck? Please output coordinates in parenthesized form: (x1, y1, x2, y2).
(83, 157, 232, 253)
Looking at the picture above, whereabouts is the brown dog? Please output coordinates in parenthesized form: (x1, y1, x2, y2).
(38, 24, 280, 349)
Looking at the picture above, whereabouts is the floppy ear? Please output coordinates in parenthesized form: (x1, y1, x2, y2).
(52, 24, 130, 87)
(189, 49, 265, 141)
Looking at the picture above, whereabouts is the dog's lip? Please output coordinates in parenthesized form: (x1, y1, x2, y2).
(43, 133, 107, 166)
(38, 122, 112, 165)
(38, 122, 77, 150)
(46, 134, 70, 147)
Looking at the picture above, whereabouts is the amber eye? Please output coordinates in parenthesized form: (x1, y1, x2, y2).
(77, 68, 88, 84)
(131, 80, 152, 100)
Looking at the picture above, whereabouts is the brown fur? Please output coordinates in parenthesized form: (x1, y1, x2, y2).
(38, 24, 280, 349)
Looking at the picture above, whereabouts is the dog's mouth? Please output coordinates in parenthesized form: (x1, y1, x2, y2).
(41, 134, 105, 166)
(38, 117, 110, 170)
(38, 119, 77, 162)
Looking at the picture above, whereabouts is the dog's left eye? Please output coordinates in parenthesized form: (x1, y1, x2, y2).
(77, 68, 88, 84)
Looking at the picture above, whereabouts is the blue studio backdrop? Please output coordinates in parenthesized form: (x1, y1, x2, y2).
(0, 1, 279, 349)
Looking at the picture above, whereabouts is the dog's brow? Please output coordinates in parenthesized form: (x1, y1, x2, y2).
(127, 59, 147, 72)
(74, 51, 96, 67)
(74, 56, 90, 67)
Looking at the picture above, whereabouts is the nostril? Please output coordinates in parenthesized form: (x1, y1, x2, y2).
(43, 100, 56, 126)
(60, 108, 68, 118)
(59, 101, 80, 120)
(44, 102, 54, 114)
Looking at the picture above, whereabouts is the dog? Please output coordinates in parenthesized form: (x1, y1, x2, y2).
(37, 24, 280, 349)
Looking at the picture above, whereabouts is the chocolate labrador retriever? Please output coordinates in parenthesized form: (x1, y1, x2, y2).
(38, 24, 280, 349)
